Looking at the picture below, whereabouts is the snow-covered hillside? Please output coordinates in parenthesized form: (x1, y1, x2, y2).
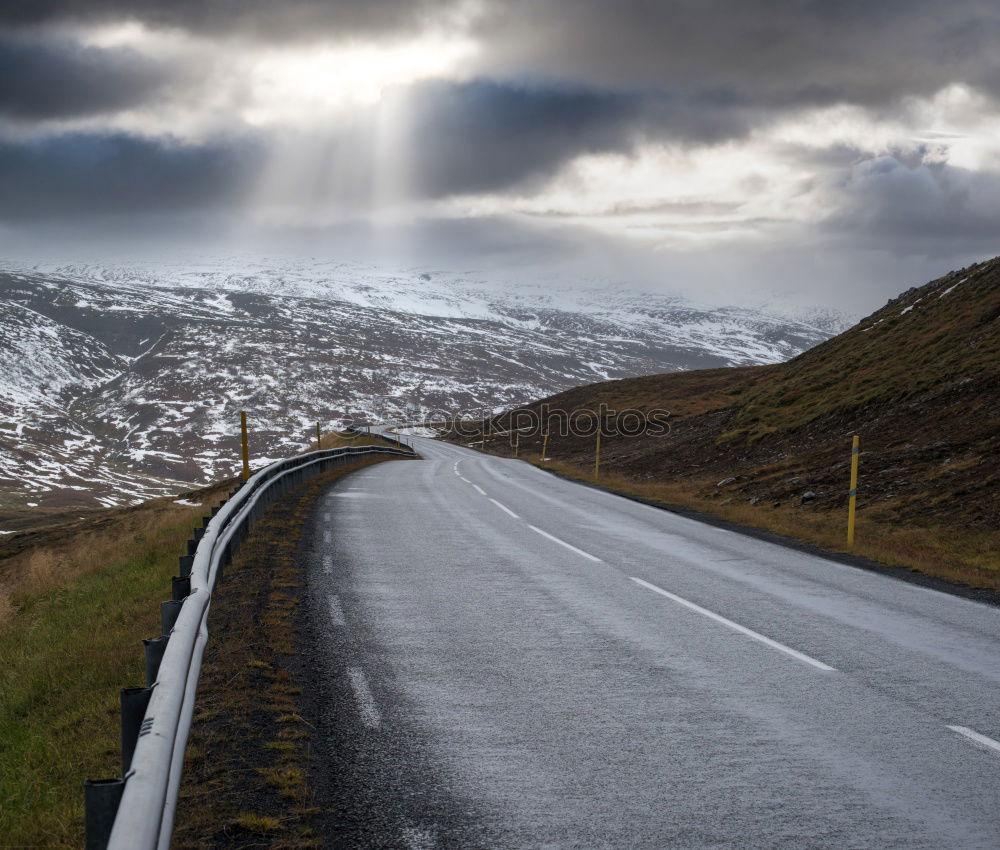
(0, 258, 848, 508)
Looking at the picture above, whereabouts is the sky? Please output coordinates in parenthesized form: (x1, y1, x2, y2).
(1, 0, 999, 312)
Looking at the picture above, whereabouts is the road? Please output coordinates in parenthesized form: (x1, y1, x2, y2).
(300, 435, 1000, 849)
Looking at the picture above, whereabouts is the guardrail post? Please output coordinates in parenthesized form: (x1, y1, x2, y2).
(171, 575, 191, 601)
(84, 778, 124, 850)
(120, 686, 152, 774)
(143, 636, 168, 686)
(161, 599, 183, 635)
(178, 554, 193, 577)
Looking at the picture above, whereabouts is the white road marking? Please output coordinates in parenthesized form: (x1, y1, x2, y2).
(329, 595, 346, 626)
(323, 529, 331, 544)
(324, 511, 332, 523)
(322, 554, 332, 574)
(629, 577, 836, 671)
(402, 826, 437, 850)
(347, 667, 381, 729)
(528, 525, 603, 562)
(947, 725, 1000, 756)
(489, 498, 520, 518)
(472, 484, 487, 496)
(458, 475, 471, 483)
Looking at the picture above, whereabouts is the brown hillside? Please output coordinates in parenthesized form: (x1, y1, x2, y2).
(446, 256, 1000, 586)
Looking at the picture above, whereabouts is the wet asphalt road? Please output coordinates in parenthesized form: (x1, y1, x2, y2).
(302, 436, 1000, 849)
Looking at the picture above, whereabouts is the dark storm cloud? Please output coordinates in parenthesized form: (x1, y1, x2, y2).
(0, 133, 264, 219)
(6, 0, 1000, 114)
(405, 80, 642, 196)
(403, 79, 759, 198)
(822, 154, 1000, 257)
(0, 0, 465, 41)
(477, 0, 1000, 110)
(0, 36, 173, 119)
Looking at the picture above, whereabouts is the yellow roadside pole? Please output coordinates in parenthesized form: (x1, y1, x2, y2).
(366, 424, 371, 438)
(240, 410, 250, 480)
(514, 432, 520, 457)
(594, 430, 601, 481)
(316, 421, 322, 449)
(541, 430, 549, 460)
(847, 435, 860, 546)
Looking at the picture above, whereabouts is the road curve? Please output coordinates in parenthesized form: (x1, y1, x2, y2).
(301, 435, 1000, 848)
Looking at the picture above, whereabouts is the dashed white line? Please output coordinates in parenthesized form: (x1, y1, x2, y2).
(528, 525, 603, 562)
(347, 667, 381, 729)
(323, 529, 331, 544)
(329, 595, 346, 626)
(629, 577, 836, 671)
(489, 498, 520, 518)
(947, 725, 1000, 756)
(322, 554, 332, 574)
(324, 511, 332, 523)
(472, 484, 487, 495)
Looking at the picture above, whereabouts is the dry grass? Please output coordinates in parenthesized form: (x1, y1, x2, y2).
(0, 503, 209, 846)
(307, 429, 399, 452)
(537, 458, 1000, 591)
(231, 812, 284, 834)
(0, 492, 224, 630)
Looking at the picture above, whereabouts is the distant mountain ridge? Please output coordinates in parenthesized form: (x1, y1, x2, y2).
(0, 258, 845, 511)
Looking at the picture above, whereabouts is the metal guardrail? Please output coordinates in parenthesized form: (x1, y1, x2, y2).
(84, 440, 415, 850)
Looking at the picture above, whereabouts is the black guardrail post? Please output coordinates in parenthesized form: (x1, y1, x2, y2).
(160, 600, 183, 636)
(84, 778, 124, 850)
(143, 636, 168, 687)
(120, 686, 152, 774)
(171, 575, 191, 601)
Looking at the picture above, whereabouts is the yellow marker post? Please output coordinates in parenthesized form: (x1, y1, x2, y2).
(594, 430, 601, 481)
(541, 430, 549, 460)
(316, 421, 322, 449)
(514, 432, 519, 457)
(240, 410, 250, 480)
(847, 435, 860, 546)
(366, 424, 371, 438)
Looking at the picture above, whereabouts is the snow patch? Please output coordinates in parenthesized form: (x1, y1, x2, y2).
(938, 277, 968, 299)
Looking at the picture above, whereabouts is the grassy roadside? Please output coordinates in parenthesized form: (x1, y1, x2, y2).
(0, 435, 400, 847)
(172, 456, 401, 848)
(531, 455, 998, 593)
(0, 495, 220, 848)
